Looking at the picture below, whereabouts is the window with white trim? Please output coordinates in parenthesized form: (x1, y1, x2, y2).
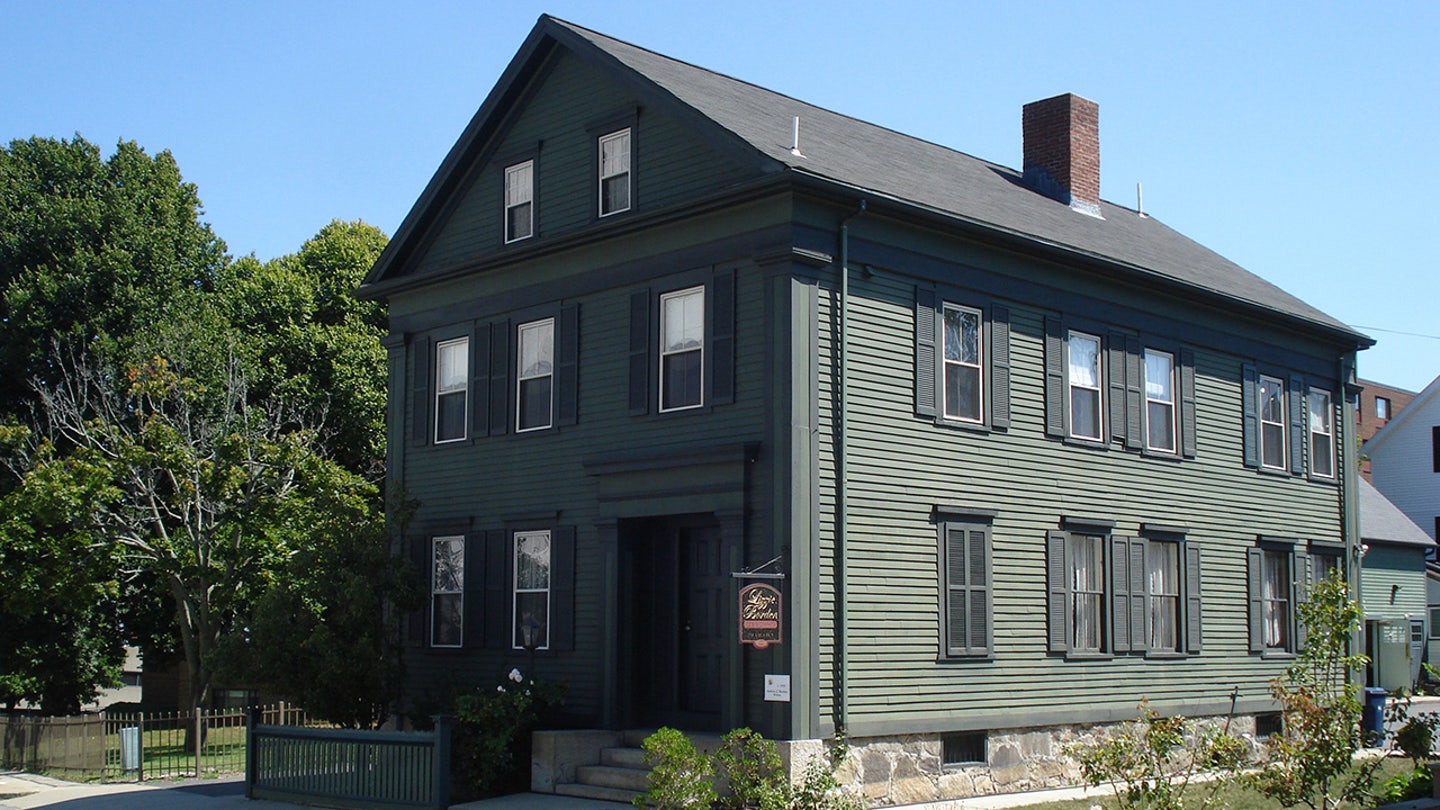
(1068, 332, 1103, 441)
(516, 318, 554, 432)
(1070, 533, 1106, 652)
(659, 285, 704, 412)
(504, 161, 534, 243)
(1147, 540, 1180, 651)
(942, 304, 984, 423)
(1308, 389, 1334, 479)
(1144, 349, 1177, 453)
(1376, 396, 1391, 420)
(513, 530, 551, 650)
(434, 337, 468, 443)
(1261, 548, 1292, 651)
(598, 129, 631, 216)
(1259, 375, 1287, 470)
(431, 536, 464, 648)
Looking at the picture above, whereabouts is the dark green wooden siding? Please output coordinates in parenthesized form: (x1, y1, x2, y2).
(414, 50, 759, 277)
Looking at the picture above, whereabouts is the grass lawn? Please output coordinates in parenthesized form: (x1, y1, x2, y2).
(1019, 757, 1422, 810)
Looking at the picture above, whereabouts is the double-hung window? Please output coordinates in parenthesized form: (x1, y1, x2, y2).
(598, 129, 631, 216)
(1048, 528, 1110, 655)
(942, 304, 984, 423)
(1308, 389, 1334, 479)
(659, 285, 704, 412)
(1249, 543, 1296, 654)
(1144, 349, 1177, 453)
(1068, 332, 1103, 441)
(504, 161, 534, 243)
(1258, 375, 1287, 470)
(516, 318, 555, 432)
(434, 337, 469, 443)
(1147, 541, 1180, 651)
(513, 530, 551, 650)
(431, 536, 464, 647)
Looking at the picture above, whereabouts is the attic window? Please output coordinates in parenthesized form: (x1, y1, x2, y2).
(505, 160, 534, 243)
(599, 128, 632, 216)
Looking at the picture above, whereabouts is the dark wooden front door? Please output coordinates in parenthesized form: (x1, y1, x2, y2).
(621, 516, 727, 731)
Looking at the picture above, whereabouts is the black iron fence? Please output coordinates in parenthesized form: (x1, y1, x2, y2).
(0, 703, 315, 781)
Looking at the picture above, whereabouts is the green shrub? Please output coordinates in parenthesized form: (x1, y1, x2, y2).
(634, 726, 717, 810)
(790, 732, 865, 810)
(452, 668, 566, 798)
(1373, 765, 1432, 806)
(714, 727, 788, 810)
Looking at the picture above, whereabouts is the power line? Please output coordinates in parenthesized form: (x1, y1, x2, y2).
(1350, 325, 1440, 341)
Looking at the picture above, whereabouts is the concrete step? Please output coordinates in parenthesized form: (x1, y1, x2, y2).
(576, 764, 651, 792)
(555, 782, 642, 804)
(601, 746, 647, 769)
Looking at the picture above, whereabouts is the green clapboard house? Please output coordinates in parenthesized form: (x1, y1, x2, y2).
(357, 16, 1373, 802)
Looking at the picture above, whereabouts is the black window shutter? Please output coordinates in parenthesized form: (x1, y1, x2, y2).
(1047, 531, 1070, 653)
(1184, 544, 1202, 654)
(1125, 336, 1144, 449)
(484, 530, 511, 649)
(1288, 375, 1306, 475)
(409, 535, 429, 647)
(968, 527, 991, 655)
(915, 287, 938, 418)
(471, 324, 492, 438)
(1241, 363, 1260, 468)
(550, 526, 576, 651)
(1110, 535, 1132, 653)
(1180, 348, 1198, 458)
(1128, 538, 1147, 650)
(1108, 333, 1127, 444)
(943, 525, 963, 656)
(488, 321, 510, 436)
(1433, 426, 1440, 473)
(710, 269, 736, 405)
(1044, 318, 1066, 438)
(989, 305, 1011, 429)
(556, 304, 580, 426)
(463, 533, 485, 648)
(1295, 552, 1312, 651)
(628, 289, 651, 415)
(411, 336, 432, 444)
(1247, 546, 1264, 653)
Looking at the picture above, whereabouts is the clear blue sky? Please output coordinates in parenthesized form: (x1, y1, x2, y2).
(4, 1, 1437, 391)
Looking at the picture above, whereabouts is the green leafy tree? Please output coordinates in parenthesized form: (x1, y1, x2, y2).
(0, 135, 228, 412)
(1248, 571, 1373, 809)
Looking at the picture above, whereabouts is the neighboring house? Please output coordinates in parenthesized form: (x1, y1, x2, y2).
(357, 17, 1371, 801)
(82, 646, 142, 712)
(1366, 374, 1440, 541)
(1358, 479, 1433, 691)
(1356, 378, 1417, 481)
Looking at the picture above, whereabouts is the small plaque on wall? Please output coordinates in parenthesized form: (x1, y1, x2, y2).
(764, 674, 791, 702)
(739, 582, 783, 649)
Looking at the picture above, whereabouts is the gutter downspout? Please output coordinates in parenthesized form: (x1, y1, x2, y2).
(837, 199, 866, 735)
(1340, 351, 1364, 682)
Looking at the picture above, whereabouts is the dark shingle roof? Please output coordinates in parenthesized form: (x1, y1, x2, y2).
(550, 18, 1367, 344)
(1360, 478, 1434, 549)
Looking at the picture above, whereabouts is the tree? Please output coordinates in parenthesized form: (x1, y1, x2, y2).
(0, 136, 228, 413)
(9, 332, 383, 711)
(217, 220, 388, 477)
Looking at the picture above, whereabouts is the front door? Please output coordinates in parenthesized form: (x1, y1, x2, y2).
(621, 516, 729, 731)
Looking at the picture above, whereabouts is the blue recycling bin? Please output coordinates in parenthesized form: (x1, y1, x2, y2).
(1362, 687, 1388, 742)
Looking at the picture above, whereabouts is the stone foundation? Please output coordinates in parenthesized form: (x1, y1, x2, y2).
(777, 714, 1260, 806)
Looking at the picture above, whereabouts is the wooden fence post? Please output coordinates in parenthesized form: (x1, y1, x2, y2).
(194, 707, 203, 777)
(137, 711, 145, 782)
(431, 715, 452, 810)
(245, 706, 259, 799)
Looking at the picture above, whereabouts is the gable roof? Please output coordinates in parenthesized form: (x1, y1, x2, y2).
(361, 15, 1371, 349)
(1365, 372, 1440, 455)
(1360, 478, 1435, 549)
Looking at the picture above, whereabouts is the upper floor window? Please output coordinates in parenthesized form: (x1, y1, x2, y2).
(1259, 375, 1287, 470)
(1144, 349, 1177, 453)
(435, 337, 469, 443)
(659, 285, 704, 412)
(517, 318, 555, 432)
(513, 530, 551, 650)
(431, 535, 464, 648)
(504, 161, 534, 243)
(942, 304, 984, 423)
(598, 128, 631, 216)
(1376, 396, 1391, 421)
(1308, 389, 1334, 479)
(1067, 332, 1103, 441)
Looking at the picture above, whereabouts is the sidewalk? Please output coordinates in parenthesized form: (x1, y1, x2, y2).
(0, 771, 299, 809)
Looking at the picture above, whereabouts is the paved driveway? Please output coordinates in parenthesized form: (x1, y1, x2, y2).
(0, 772, 299, 809)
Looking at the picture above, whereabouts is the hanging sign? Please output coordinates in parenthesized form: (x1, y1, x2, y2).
(739, 582, 783, 648)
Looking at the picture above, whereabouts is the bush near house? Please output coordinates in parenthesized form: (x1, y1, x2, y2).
(634, 727, 863, 810)
(450, 669, 566, 800)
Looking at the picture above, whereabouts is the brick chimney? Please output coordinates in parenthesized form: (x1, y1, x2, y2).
(1022, 93, 1102, 218)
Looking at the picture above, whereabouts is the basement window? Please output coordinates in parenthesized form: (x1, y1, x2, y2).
(942, 731, 987, 766)
(1255, 712, 1283, 738)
